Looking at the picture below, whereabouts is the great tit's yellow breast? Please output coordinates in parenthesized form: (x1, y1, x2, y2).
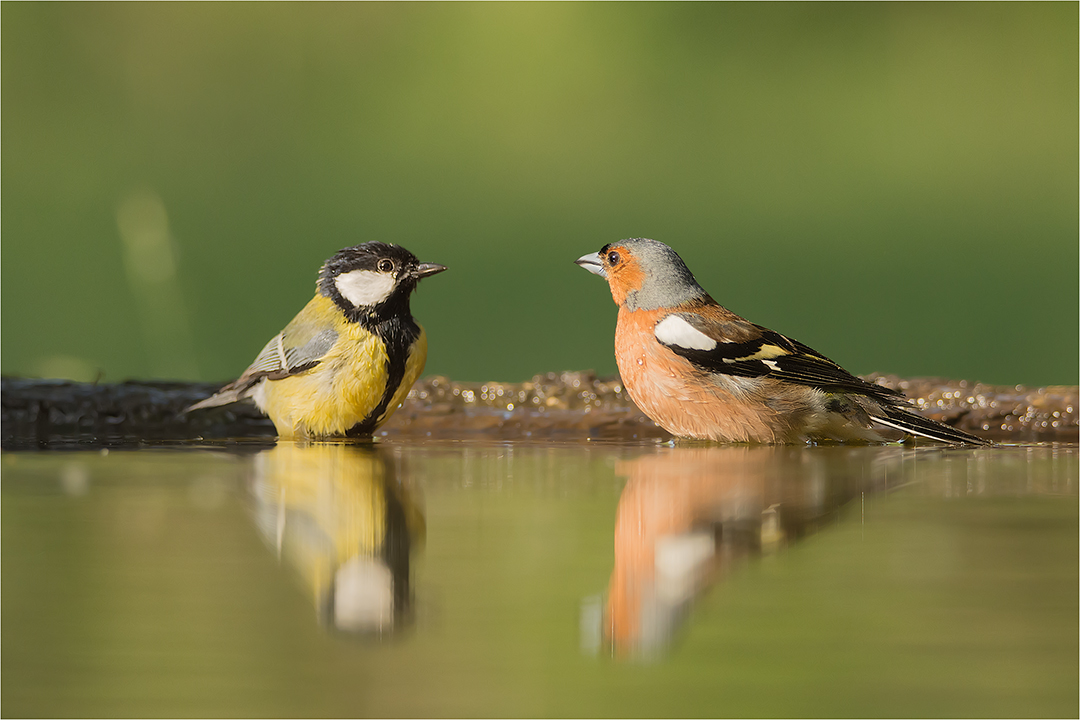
(257, 299, 427, 438)
(257, 306, 386, 438)
(328, 324, 428, 434)
(326, 321, 395, 430)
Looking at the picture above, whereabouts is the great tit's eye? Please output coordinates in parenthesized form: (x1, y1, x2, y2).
(377, 258, 395, 273)
(606, 251, 621, 266)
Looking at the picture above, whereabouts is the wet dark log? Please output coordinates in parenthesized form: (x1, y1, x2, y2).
(1, 379, 275, 449)
(2, 372, 1076, 449)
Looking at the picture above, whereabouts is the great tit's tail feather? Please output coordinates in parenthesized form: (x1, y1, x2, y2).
(870, 403, 990, 446)
(185, 386, 248, 413)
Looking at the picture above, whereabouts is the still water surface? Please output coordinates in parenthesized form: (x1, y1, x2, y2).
(3, 441, 1077, 717)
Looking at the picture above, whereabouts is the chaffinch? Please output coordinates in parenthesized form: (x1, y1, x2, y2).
(576, 238, 989, 445)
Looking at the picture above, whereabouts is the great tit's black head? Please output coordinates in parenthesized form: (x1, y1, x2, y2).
(319, 242, 446, 321)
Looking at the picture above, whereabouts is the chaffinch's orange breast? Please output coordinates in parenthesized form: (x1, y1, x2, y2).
(614, 307, 810, 443)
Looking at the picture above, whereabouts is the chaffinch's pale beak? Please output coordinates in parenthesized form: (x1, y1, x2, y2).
(575, 252, 606, 278)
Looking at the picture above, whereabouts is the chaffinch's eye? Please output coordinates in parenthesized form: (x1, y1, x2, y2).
(377, 258, 395, 273)
(607, 251, 620, 266)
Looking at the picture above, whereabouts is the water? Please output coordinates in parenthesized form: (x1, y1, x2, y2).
(2, 442, 1077, 717)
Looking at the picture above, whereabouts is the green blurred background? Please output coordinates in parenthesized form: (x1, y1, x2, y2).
(3, 2, 1077, 386)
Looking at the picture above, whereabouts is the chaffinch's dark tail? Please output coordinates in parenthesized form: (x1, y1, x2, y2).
(871, 403, 991, 445)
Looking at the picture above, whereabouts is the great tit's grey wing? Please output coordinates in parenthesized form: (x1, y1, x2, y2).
(184, 326, 338, 412)
(654, 310, 902, 401)
(241, 328, 337, 381)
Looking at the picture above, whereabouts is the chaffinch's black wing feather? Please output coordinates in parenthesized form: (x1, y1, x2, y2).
(655, 311, 989, 445)
(657, 311, 903, 401)
(872, 402, 991, 445)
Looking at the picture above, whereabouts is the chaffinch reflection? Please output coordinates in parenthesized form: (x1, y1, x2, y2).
(249, 442, 424, 635)
(601, 446, 867, 659)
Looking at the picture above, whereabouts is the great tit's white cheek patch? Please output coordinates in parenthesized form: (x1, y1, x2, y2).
(335, 270, 395, 307)
(654, 315, 717, 351)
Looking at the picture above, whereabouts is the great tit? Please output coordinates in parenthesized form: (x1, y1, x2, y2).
(187, 242, 446, 439)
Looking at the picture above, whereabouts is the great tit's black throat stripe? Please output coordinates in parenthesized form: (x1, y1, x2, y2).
(346, 315, 421, 437)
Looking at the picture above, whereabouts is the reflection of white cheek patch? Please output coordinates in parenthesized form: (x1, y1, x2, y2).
(654, 315, 717, 351)
(335, 270, 395, 307)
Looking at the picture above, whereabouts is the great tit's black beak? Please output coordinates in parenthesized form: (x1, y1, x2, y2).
(413, 262, 447, 279)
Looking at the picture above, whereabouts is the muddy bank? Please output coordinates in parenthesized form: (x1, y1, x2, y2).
(2, 372, 1076, 448)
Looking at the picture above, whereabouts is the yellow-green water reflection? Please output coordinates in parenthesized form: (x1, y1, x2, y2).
(2, 442, 1076, 717)
(250, 443, 425, 635)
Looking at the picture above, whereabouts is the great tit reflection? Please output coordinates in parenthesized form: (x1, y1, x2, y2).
(249, 443, 424, 635)
(592, 446, 893, 660)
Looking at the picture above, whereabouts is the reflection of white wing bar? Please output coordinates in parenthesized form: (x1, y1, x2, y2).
(655, 531, 715, 603)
